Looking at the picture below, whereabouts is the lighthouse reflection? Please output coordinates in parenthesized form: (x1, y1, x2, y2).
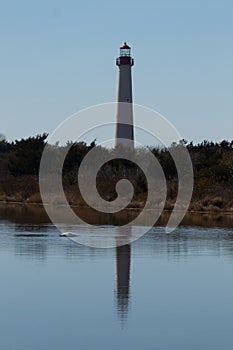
(115, 244, 131, 324)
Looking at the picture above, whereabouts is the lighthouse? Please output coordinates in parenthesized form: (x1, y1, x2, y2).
(115, 42, 134, 149)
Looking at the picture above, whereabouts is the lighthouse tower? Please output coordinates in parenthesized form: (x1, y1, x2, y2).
(115, 42, 134, 149)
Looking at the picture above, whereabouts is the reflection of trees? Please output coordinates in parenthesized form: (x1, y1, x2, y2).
(0, 203, 49, 224)
(14, 236, 47, 261)
(115, 244, 131, 324)
(140, 228, 228, 259)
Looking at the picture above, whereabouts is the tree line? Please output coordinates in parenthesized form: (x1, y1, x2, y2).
(0, 134, 233, 210)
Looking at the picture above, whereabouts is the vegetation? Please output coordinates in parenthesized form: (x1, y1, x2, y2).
(1, 134, 233, 212)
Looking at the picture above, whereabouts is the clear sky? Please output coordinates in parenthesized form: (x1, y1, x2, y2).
(1, 0, 232, 144)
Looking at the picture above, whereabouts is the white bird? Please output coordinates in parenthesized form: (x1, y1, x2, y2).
(59, 232, 78, 237)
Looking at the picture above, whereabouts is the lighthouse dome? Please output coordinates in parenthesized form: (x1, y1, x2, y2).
(120, 42, 131, 50)
(120, 42, 131, 58)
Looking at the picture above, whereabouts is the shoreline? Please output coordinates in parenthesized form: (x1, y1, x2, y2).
(1, 199, 233, 215)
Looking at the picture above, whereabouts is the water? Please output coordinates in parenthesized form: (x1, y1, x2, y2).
(1, 204, 233, 349)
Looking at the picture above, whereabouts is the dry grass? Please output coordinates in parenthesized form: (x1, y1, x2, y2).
(1, 176, 233, 214)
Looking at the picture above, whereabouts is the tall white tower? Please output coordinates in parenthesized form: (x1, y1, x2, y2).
(115, 42, 134, 149)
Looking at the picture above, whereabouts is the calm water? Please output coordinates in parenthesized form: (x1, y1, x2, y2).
(0, 204, 233, 350)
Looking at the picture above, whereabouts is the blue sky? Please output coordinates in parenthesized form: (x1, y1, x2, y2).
(1, 0, 232, 144)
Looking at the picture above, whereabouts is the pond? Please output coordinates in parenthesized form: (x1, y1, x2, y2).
(0, 203, 233, 350)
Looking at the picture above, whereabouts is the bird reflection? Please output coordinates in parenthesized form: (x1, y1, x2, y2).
(115, 244, 131, 324)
